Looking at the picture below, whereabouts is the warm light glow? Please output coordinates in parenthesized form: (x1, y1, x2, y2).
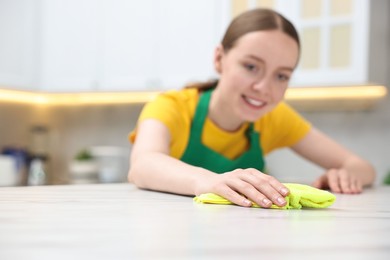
(285, 85, 387, 100)
(44, 91, 160, 106)
(0, 85, 387, 106)
(0, 90, 160, 106)
(0, 89, 47, 104)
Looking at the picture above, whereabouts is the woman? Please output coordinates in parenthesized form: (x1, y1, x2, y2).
(128, 8, 375, 208)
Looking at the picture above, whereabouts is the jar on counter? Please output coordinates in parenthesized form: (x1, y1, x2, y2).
(28, 158, 46, 186)
(1, 147, 29, 186)
(0, 155, 18, 186)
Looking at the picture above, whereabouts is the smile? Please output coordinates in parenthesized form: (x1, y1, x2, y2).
(242, 95, 266, 108)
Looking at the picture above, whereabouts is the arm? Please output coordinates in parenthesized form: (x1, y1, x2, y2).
(128, 119, 289, 207)
(291, 127, 376, 193)
(129, 119, 214, 196)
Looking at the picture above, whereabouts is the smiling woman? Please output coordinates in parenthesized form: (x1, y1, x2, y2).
(128, 8, 376, 208)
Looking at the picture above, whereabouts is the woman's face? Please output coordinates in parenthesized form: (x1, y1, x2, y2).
(213, 30, 299, 126)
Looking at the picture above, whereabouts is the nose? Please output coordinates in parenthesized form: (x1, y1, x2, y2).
(252, 76, 273, 96)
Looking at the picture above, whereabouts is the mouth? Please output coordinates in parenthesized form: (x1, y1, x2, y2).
(242, 95, 267, 109)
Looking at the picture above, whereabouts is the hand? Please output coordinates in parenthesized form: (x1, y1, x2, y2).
(312, 168, 363, 194)
(197, 168, 289, 208)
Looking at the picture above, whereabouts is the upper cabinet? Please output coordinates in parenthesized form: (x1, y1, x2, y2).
(0, 0, 387, 92)
(235, 0, 388, 87)
(0, 0, 37, 91)
(277, 0, 371, 87)
(100, 0, 228, 91)
(39, 0, 100, 92)
(0, 0, 99, 92)
(0, 0, 228, 92)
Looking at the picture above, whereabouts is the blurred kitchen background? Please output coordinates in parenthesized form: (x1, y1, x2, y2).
(0, 0, 389, 186)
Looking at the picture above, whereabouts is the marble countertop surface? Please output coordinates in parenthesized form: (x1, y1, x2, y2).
(0, 183, 389, 259)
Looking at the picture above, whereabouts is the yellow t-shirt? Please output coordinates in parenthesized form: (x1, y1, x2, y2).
(129, 88, 311, 159)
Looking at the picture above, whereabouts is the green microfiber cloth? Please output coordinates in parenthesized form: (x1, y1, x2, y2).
(193, 183, 336, 209)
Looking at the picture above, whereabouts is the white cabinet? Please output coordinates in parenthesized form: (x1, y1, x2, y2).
(0, 0, 228, 92)
(39, 0, 100, 92)
(277, 0, 370, 87)
(100, 0, 228, 91)
(0, 0, 37, 90)
(0, 0, 386, 92)
(153, 0, 227, 90)
(234, 0, 385, 87)
(0, 0, 101, 92)
(100, 0, 157, 91)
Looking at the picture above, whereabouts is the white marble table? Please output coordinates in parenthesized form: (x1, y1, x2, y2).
(0, 183, 389, 260)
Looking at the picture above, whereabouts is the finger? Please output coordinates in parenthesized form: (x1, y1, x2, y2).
(269, 177, 290, 196)
(312, 174, 328, 189)
(349, 178, 357, 194)
(268, 177, 289, 206)
(327, 169, 341, 193)
(243, 168, 289, 196)
(267, 188, 287, 207)
(215, 185, 253, 207)
(312, 178, 322, 189)
(226, 179, 273, 208)
(350, 178, 363, 194)
(240, 170, 287, 207)
(338, 170, 352, 194)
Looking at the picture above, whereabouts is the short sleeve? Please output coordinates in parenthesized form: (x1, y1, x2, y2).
(129, 89, 197, 146)
(259, 102, 312, 155)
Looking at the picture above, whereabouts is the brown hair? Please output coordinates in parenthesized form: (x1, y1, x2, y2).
(187, 8, 300, 91)
(222, 8, 300, 52)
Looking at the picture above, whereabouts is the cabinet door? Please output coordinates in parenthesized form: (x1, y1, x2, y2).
(155, 0, 226, 90)
(278, 0, 370, 87)
(99, 0, 158, 91)
(233, 0, 370, 87)
(0, 0, 37, 90)
(39, 0, 100, 92)
(101, 0, 229, 91)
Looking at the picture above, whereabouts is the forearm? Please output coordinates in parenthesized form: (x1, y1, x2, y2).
(129, 152, 215, 196)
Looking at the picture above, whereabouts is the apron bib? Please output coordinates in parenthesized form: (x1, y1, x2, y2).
(180, 88, 265, 173)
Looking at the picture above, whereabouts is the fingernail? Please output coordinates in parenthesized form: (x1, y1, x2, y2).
(277, 197, 286, 205)
(281, 188, 289, 196)
(262, 198, 272, 207)
(244, 199, 252, 206)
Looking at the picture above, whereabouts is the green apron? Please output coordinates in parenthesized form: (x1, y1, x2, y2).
(180, 88, 265, 173)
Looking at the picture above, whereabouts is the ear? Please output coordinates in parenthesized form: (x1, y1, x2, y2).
(213, 44, 224, 74)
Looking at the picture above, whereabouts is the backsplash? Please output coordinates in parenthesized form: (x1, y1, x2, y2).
(0, 103, 143, 184)
(1, 97, 389, 185)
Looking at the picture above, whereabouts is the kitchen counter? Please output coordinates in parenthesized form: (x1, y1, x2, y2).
(0, 183, 389, 259)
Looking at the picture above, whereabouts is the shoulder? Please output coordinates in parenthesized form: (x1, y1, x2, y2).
(148, 88, 199, 110)
(158, 87, 199, 101)
(130, 88, 198, 143)
(137, 88, 199, 132)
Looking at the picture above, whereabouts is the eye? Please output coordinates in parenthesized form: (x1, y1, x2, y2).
(244, 63, 257, 72)
(276, 73, 290, 82)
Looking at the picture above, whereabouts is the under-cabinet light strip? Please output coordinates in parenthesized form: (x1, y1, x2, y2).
(0, 85, 387, 106)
